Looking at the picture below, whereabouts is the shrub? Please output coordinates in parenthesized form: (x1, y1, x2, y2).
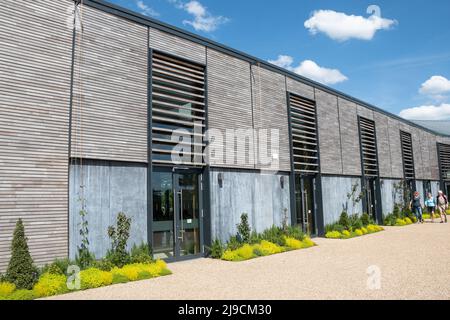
(393, 205, 401, 218)
(112, 273, 129, 285)
(284, 226, 305, 241)
(221, 250, 239, 261)
(208, 239, 224, 259)
(254, 241, 284, 256)
(6, 289, 36, 300)
(259, 225, 285, 246)
(284, 237, 303, 249)
(301, 237, 315, 248)
(383, 213, 397, 226)
(107, 212, 132, 268)
(237, 213, 251, 243)
(112, 265, 141, 281)
(404, 217, 413, 225)
(0, 282, 16, 297)
(40, 258, 72, 276)
(5, 219, 39, 290)
(137, 271, 153, 281)
(249, 231, 261, 244)
(130, 243, 153, 264)
(79, 268, 113, 290)
(349, 214, 363, 231)
(395, 219, 406, 226)
(325, 231, 341, 239)
(354, 229, 364, 237)
(361, 213, 370, 227)
(361, 227, 368, 235)
(90, 259, 115, 272)
(367, 224, 383, 233)
(33, 273, 68, 298)
(341, 230, 351, 239)
(338, 211, 351, 230)
(226, 236, 242, 251)
(235, 244, 255, 260)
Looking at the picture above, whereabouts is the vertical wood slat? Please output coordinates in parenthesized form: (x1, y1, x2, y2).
(71, 5, 148, 163)
(0, 0, 74, 271)
(400, 131, 415, 180)
(359, 117, 378, 177)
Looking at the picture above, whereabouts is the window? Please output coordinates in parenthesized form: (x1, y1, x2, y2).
(400, 131, 415, 180)
(438, 143, 450, 181)
(151, 52, 206, 166)
(288, 94, 319, 174)
(358, 117, 378, 177)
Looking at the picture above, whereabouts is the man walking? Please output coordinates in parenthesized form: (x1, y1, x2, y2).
(436, 191, 448, 224)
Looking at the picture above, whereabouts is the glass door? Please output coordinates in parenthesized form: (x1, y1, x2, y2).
(174, 172, 201, 258)
(152, 168, 202, 260)
(365, 178, 377, 222)
(295, 175, 317, 236)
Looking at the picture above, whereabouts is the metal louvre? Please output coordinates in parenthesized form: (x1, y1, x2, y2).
(438, 143, 450, 181)
(289, 94, 319, 173)
(400, 131, 415, 180)
(151, 52, 206, 166)
(359, 117, 378, 177)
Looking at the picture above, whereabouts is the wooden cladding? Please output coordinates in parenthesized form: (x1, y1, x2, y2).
(289, 94, 319, 174)
(151, 52, 206, 166)
(400, 131, 415, 180)
(438, 143, 450, 181)
(359, 117, 379, 177)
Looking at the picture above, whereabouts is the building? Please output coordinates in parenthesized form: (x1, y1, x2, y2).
(1, 0, 450, 270)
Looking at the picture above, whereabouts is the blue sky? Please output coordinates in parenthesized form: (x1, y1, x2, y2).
(108, 0, 450, 120)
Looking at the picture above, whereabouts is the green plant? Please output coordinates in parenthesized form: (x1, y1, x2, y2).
(236, 213, 251, 243)
(284, 225, 305, 241)
(79, 268, 113, 290)
(249, 231, 261, 244)
(90, 259, 115, 272)
(349, 214, 363, 230)
(325, 223, 345, 233)
(5, 219, 39, 290)
(76, 209, 95, 270)
(107, 212, 132, 268)
(0, 282, 16, 297)
(6, 289, 37, 300)
(226, 236, 242, 251)
(347, 182, 365, 215)
(259, 225, 285, 246)
(40, 258, 72, 276)
(208, 239, 224, 259)
(338, 211, 351, 230)
(130, 243, 153, 264)
(361, 213, 370, 226)
(325, 231, 342, 239)
(112, 273, 129, 284)
(33, 273, 68, 298)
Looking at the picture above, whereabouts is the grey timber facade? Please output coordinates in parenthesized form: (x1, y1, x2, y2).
(1, 0, 450, 270)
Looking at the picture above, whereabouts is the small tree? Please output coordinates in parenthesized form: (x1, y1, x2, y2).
(6, 219, 38, 289)
(107, 212, 131, 267)
(347, 182, 364, 215)
(236, 213, 251, 243)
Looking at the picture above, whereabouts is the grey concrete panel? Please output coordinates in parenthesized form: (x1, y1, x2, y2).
(209, 169, 290, 243)
(321, 176, 363, 226)
(380, 179, 403, 216)
(69, 161, 147, 260)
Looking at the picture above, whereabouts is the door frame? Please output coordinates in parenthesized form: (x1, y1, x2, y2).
(151, 166, 205, 263)
(172, 167, 204, 262)
(294, 174, 319, 237)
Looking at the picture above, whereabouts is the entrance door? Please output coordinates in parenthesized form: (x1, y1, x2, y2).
(174, 172, 202, 258)
(365, 178, 377, 222)
(295, 175, 316, 236)
(152, 168, 202, 260)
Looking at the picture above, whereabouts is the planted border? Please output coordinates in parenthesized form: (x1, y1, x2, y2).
(210, 214, 317, 262)
(0, 260, 171, 300)
(325, 224, 384, 239)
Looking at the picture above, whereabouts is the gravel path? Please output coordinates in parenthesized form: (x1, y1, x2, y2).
(48, 222, 450, 300)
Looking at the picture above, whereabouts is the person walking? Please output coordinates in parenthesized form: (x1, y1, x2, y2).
(436, 191, 448, 224)
(424, 193, 436, 223)
(410, 191, 424, 224)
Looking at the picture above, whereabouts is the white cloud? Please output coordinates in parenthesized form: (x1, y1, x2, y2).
(169, 0, 229, 32)
(136, 0, 159, 17)
(399, 103, 450, 120)
(268, 55, 348, 85)
(419, 76, 450, 99)
(304, 9, 396, 41)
